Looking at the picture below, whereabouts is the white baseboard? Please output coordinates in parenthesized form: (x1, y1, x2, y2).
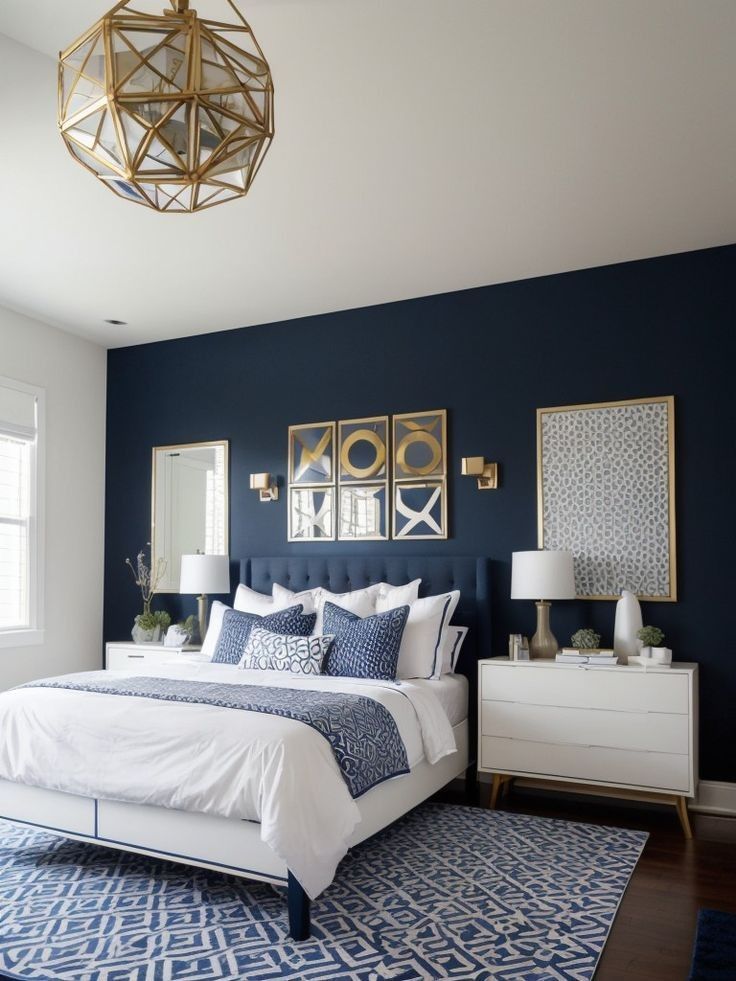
(691, 781, 736, 817)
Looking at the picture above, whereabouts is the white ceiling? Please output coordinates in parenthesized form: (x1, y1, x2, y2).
(0, 0, 734, 349)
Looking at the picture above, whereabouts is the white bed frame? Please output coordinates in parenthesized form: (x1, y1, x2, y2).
(0, 721, 468, 939)
(0, 555, 486, 939)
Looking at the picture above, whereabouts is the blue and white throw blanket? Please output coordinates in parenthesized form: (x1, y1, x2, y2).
(19, 672, 409, 799)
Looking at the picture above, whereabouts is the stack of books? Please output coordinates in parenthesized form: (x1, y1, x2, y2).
(555, 648, 619, 665)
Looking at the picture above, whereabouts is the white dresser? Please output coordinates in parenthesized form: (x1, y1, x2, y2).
(478, 658, 698, 837)
(105, 642, 206, 673)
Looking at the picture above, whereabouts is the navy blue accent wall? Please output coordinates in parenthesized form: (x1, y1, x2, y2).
(105, 244, 734, 781)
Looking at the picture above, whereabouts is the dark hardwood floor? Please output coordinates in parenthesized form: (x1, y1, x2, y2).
(433, 781, 736, 980)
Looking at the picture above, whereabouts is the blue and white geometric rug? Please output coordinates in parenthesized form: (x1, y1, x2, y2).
(0, 804, 647, 980)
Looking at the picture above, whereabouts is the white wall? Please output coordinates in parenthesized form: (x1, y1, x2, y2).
(0, 304, 106, 688)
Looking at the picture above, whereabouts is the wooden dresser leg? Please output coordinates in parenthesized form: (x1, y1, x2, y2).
(489, 773, 502, 809)
(675, 796, 693, 839)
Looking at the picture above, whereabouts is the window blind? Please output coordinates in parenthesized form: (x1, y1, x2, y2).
(0, 382, 36, 631)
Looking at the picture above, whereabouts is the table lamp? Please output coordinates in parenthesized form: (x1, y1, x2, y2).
(511, 550, 575, 658)
(179, 554, 230, 644)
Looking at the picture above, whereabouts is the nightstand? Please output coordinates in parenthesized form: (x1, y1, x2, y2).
(478, 657, 698, 837)
(105, 641, 206, 672)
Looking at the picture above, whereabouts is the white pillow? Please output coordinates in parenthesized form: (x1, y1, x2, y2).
(440, 625, 468, 675)
(274, 582, 383, 634)
(271, 582, 320, 616)
(315, 584, 383, 633)
(201, 600, 229, 659)
(233, 584, 277, 616)
(381, 590, 460, 679)
(375, 579, 421, 613)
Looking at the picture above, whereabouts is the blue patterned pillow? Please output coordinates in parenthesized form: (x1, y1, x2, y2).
(212, 605, 316, 665)
(240, 627, 334, 675)
(322, 602, 409, 680)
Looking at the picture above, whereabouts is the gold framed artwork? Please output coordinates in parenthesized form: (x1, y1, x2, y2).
(288, 487, 335, 542)
(393, 410, 447, 480)
(537, 395, 676, 601)
(338, 416, 389, 540)
(393, 480, 448, 540)
(392, 410, 447, 540)
(289, 422, 335, 485)
(288, 422, 336, 541)
(288, 410, 448, 542)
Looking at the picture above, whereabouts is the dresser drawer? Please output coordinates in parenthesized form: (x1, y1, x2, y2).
(481, 701, 689, 755)
(480, 736, 691, 793)
(481, 664, 689, 714)
(106, 647, 170, 672)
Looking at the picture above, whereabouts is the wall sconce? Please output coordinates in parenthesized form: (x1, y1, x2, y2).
(250, 473, 279, 502)
(461, 457, 499, 490)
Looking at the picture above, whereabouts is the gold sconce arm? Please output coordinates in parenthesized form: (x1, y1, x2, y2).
(250, 473, 279, 502)
(461, 457, 499, 490)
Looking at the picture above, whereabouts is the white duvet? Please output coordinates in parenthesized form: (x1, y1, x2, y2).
(0, 660, 457, 897)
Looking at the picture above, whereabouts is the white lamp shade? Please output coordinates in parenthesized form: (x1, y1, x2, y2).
(511, 550, 575, 600)
(179, 554, 231, 595)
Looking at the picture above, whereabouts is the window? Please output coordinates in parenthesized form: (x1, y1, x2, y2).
(0, 377, 44, 647)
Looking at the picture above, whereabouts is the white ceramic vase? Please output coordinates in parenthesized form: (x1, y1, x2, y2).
(164, 625, 190, 648)
(131, 621, 161, 645)
(650, 646, 673, 666)
(613, 589, 643, 664)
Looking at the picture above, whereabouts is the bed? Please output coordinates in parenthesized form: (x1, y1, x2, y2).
(0, 555, 489, 940)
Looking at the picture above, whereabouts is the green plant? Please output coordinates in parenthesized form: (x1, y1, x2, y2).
(637, 625, 665, 647)
(178, 615, 198, 640)
(154, 610, 171, 631)
(134, 612, 157, 632)
(571, 628, 601, 649)
(134, 610, 171, 632)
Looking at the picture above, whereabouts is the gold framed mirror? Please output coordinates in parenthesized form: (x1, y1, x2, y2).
(151, 440, 229, 593)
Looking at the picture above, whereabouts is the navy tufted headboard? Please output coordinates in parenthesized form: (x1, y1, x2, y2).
(239, 555, 490, 685)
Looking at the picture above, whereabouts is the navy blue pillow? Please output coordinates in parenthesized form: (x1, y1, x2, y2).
(322, 602, 409, 680)
(212, 605, 317, 665)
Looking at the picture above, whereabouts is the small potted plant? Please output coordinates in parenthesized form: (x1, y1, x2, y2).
(637, 625, 672, 665)
(125, 546, 169, 643)
(571, 628, 602, 651)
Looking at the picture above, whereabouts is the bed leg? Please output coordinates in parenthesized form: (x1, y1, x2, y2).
(465, 763, 479, 805)
(287, 871, 311, 941)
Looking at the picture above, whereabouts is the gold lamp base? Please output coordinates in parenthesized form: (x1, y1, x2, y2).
(197, 594, 208, 647)
(530, 600, 559, 659)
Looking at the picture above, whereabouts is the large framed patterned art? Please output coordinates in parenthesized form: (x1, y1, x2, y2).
(537, 396, 676, 601)
(338, 416, 389, 541)
(288, 422, 336, 541)
(392, 410, 447, 540)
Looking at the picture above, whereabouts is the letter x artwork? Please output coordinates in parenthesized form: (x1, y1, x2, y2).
(288, 422, 335, 541)
(287, 411, 447, 542)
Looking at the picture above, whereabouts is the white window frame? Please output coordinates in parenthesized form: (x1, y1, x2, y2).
(0, 376, 45, 649)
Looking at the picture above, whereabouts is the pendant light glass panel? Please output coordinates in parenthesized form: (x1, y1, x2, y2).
(58, 0, 273, 212)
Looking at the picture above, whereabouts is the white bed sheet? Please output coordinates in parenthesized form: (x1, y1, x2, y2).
(0, 661, 457, 898)
(413, 672, 469, 727)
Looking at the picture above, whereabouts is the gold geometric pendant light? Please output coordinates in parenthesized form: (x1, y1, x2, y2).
(58, 0, 273, 212)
